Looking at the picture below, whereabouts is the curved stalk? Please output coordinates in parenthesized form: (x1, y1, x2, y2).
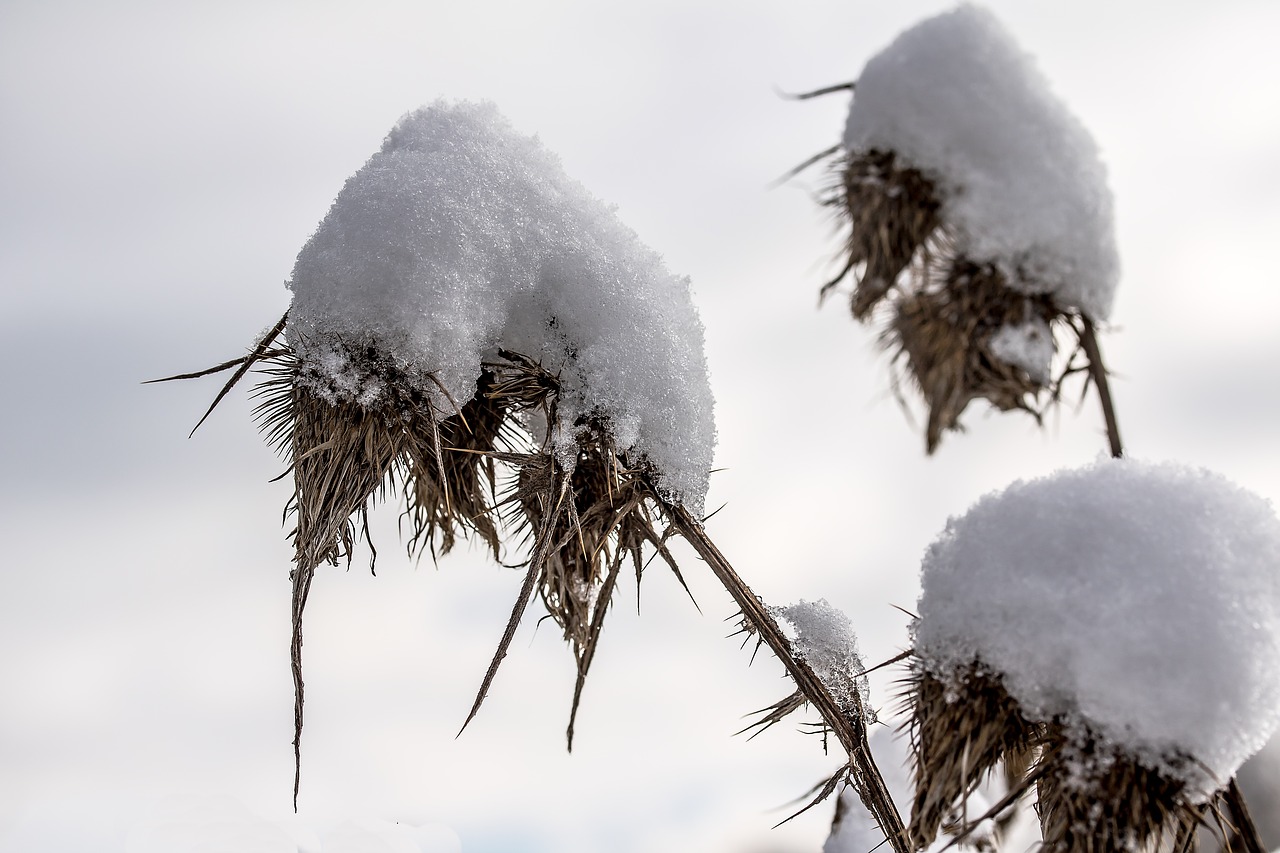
(666, 504, 911, 853)
(1078, 316, 1122, 459)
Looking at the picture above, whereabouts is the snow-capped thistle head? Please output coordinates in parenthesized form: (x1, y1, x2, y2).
(285, 100, 715, 515)
(248, 101, 718, 784)
(819, 4, 1119, 453)
(268, 99, 716, 566)
(905, 458, 1280, 850)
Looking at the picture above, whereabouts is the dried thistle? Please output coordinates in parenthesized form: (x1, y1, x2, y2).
(1034, 723, 1208, 853)
(254, 335, 701, 795)
(885, 260, 1070, 453)
(821, 148, 942, 320)
(902, 663, 1219, 853)
(157, 100, 916, 848)
(161, 323, 693, 806)
(903, 662, 1039, 849)
(799, 5, 1123, 454)
(819, 148, 1088, 454)
(465, 354, 686, 747)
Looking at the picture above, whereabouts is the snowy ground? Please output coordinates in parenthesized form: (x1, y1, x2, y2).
(3, 1, 1279, 851)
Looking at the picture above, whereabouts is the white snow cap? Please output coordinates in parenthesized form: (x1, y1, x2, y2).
(844, 4, 1119, 320)
(914, 458, 1280, 797)
(771, 599, 869, 715)
(286, 101, 715, 511)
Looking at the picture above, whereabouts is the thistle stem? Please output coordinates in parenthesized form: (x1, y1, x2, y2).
(1225, 778, 1267, 853)
(290, 560, 315, 813)
(1078, 316, 1122, 459)
(667, 504, 911, 853)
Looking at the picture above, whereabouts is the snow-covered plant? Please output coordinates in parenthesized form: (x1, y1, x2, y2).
(160, 100, 906, 838)
(266, 101, 721, 748)
(770, 599, 870, 718)
(167, 100, 717, 800)
(155, 13, 1274, 852)
(803, 4, 1120, 453)
(907, 458, 1280, 851)
(796, 12, 1269, 850)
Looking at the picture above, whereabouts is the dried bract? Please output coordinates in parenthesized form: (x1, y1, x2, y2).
(904, 663, 1039, 849)
(1035, 724, 1204, 853)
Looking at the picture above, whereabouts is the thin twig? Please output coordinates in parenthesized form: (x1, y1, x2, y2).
(770, 144, 841, 189)
(459, 474, 572, 735)
(566, 549, 625, 749)
(779, 81, 857, 100)
(144, 355, 248, 383)
(1077, 316, 1122, 459)
(860, 649, 912, 679)
(291, 559, 315, 812)
(178, 311, 290, 437)
(665, 503, 911, 853)
(1172, 809, 1203, 853)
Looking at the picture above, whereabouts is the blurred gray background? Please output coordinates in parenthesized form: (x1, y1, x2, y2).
(3, 1, 1278, 850)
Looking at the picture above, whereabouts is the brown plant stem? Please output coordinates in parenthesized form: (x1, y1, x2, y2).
(1224, 778, 1267, 853)
(290, 558, 315, 812)
(1078, 318, 1267, 853)
(1078, 316, 1122, 460)
(666, 504, 911, 853)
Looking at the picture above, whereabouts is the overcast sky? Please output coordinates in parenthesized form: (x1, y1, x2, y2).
(3, 2, 1280, 852)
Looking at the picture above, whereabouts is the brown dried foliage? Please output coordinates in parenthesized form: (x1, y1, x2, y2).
(250, 339, 695, 801)
(820, 148, 1086, 454)
(905, 664, 1040, 849)
(1035, 724, 1205, 853)
(822, 148, 942, 319)
(888, 261, 1067, 453)
(901, 662, 1256, 853)
(159, 324, 910, 847)
(514, 423, 684, 746)
(254, 343, 506, 574)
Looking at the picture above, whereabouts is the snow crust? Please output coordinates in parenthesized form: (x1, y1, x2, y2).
(914, 458, 1280, 796)
(771, 599, 869, 714)
(844, 4, 1119, 320)
(286, 101, 715, 510)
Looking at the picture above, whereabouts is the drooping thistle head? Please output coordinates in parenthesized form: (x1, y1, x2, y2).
(818, 5, 1119, 453)
(905, 459, 1280, 852)
(225, 101, 717, 794)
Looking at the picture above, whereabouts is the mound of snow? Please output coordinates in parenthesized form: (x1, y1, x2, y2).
(771, 599, 868, 714)
(286, 100, 715, 510)
(914, 458, 1280, 796)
